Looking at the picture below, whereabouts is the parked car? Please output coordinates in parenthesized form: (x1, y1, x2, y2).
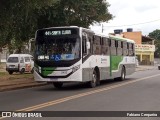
(6, 54, 34, 74)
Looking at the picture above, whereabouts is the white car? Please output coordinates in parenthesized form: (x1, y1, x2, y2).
(6, 54, 34, 74)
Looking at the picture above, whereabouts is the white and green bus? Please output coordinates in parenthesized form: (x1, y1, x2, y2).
(34, 26, 135, 88)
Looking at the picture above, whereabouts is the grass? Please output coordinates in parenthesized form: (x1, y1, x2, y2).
(0, 62, 33, 80)
(0, 63, 5, 69)
(0, 72, 7, 76)
(0, 72, 34, 80)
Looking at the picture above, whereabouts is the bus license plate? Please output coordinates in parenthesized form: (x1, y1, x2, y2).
(50, 78, 58, 81)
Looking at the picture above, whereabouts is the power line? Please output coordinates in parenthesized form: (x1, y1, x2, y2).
(103, 19, 160, 27)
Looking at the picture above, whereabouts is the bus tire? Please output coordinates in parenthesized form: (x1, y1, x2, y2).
(53, 82, 63, 88)
(88, 70, 98, 88)
(119, 66, 126, 81)
(20, 68, 25, 74)
(115, 66, 126, 81)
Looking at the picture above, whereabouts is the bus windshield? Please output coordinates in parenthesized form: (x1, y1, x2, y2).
(35, 37, 80, 61)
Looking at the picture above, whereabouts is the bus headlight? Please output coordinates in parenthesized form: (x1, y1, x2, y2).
(72, 65, 80, 73)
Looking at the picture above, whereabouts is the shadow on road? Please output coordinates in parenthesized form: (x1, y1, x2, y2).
(35, 78, 135, 92)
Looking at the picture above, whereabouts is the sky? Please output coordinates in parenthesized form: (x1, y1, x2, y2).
(90, 0, 160, 36)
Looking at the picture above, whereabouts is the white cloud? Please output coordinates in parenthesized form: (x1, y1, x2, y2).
(91, 0, 160, 35)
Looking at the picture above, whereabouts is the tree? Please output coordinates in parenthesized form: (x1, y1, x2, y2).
(37, 0, 113, 28)
(0, 0, 58, 53)
(0, 0, 113, 53)
(148, 29, 160, 58)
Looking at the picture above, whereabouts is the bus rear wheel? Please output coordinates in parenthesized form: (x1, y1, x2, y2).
(53, 82, 63, 88)
(114, 66, 126, 81)
(119, 66, 126, 81)
(88, 70, 98, 88)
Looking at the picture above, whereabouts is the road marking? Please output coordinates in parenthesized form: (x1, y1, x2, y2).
(1, 73, 160, 119)
(17, 74, 160, 111)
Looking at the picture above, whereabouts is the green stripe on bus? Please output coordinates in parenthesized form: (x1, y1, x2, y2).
(41, 67, 56, 76)
(111, 55, 123, 71)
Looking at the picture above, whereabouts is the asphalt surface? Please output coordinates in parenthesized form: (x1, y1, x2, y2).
(0, 68, 160, 120)
(0, 65, 156, 92)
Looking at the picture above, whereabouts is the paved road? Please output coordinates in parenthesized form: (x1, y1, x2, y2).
(0, 69, 160, 120)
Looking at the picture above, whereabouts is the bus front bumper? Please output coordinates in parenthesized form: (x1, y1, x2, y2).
(34, 70, 82, 82)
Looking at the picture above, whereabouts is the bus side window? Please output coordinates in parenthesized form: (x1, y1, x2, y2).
(130, 43, 135, 56)
(128, 43, 133, 56)
(117, 41, 123, 55)
(82, 35, 87, 56)
(93, 35, 101, 55)
(132, 43, 135, 56)
(110, 39, 116, 55)
(123, 42, 128, 56)
(111, 39, 115, 47)
(118, 41, 121, 48)
(101, 37, 108, 55)
(101, 37, 104, 46)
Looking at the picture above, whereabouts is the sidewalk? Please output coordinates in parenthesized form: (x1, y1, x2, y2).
(0, 64, 157, 92)
(135, 65, 157, 71)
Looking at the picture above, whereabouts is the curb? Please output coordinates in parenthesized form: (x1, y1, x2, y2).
(135, 67, 156, 72)
(0, 83, 47, 92)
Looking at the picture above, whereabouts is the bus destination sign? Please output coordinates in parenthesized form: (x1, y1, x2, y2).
(45, 30, 72, 36)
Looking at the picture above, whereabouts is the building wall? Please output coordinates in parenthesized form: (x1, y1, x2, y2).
(123, 32, 142, 44)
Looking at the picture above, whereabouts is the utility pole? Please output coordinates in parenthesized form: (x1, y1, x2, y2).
(102, 24, 104, 33)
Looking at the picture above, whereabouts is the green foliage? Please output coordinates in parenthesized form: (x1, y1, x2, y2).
(148, 29, 160, 58)
(148, 29, 160, 40)
(37, 0, 113, 28)
(0, 0, 57, 53)
(0, 0, 113, 53)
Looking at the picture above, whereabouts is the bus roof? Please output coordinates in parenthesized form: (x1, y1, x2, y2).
(36, 26, 135, 44)
(109, 34, 135, 43)
(37, 26, 80, 31)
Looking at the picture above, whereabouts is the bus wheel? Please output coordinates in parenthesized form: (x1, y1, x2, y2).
(20, 68, 25, 74)
(88, 70, 97, 88)
(120, 66, 126, 81)
(53, 82, 63, 88)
